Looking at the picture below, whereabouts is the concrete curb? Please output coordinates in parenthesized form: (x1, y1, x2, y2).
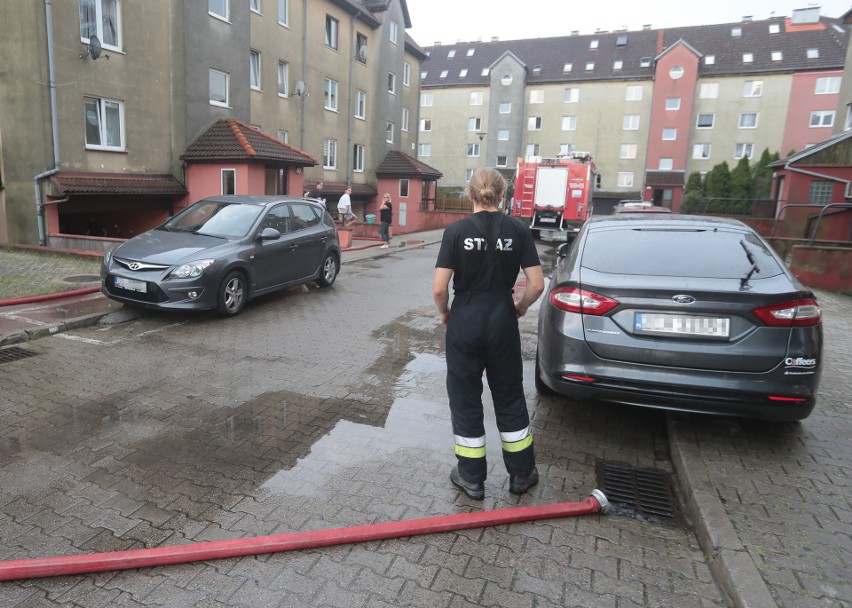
(668, 413, 778, 608)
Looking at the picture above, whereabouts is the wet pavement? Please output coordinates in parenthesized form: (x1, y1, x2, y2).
(0, 230, 850, 608)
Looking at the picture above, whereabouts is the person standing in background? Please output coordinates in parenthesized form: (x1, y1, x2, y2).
(379, 193, 393, 248)
(307, 181, 329, 215)
(337, 186, 355, 227)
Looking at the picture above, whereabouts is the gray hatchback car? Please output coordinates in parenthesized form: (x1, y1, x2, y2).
(536, 214, 823, 421)
(101, 195, 340, 316)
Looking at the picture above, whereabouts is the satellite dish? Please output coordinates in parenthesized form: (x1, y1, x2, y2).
(88, 35, 102, 59)
(294, 80, 305, 96)
(358, 45, 367, 62)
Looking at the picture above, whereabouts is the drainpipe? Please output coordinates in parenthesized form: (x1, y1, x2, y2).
(35, 0, 62, 246)
(346, 10, 361, 186)
(300, 0, 307, 151)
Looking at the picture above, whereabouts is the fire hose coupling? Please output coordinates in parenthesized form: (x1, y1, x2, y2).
(590, 489, 610, 514)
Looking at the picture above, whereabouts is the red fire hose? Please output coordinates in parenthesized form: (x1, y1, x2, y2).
(0, 490, 608, 581)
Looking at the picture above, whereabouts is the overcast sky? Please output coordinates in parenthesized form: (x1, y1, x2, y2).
(405, 1, 851, 46)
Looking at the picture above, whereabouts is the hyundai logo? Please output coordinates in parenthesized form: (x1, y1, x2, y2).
(129, 262, 141, 271)
(672, 294, 695, 304)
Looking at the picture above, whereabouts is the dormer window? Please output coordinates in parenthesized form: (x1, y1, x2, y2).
(743, 53, 753, 63)
(807, 48, 819, 59)
(563, 63, 572, 73)
(771, 51, 783, 61)
(590, 39, 599, 49)
(704, 55, 715, 65)
(466, 48, 475, 56)
(616, 35, 627, 46)
(447, 49, 455, 58)
(532, 65, 542, 75)
(732, 27, 742, 37)
(640, 57, 651, 67)
(769, 23, 780, 33)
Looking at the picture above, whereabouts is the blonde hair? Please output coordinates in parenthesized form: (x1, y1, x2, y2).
(468, 168, 506, 209)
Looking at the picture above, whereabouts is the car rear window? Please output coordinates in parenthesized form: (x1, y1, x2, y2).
(581, 227, 784, 278)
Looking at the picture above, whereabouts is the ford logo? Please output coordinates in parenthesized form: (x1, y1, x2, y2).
(672, 295, 695, 304)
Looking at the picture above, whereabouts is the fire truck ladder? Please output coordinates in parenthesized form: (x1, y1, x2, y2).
(520, 163, 536, 217)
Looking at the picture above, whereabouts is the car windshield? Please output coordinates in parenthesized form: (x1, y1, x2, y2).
(162, 202, 263, 238)
(582, 227, 785, 278)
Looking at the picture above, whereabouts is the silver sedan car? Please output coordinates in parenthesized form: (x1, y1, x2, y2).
(101, 195, 340, 316)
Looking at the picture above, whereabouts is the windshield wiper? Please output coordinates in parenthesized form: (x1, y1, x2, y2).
(740, 240, 760, 287)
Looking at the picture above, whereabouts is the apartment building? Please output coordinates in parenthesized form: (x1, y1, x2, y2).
(417, 7, 848, 210)
(0, 0, 426, 247)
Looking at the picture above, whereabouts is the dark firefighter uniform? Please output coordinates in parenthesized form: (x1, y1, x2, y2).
(435, 210, 541, 484)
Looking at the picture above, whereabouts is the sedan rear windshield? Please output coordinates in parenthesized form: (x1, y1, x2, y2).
(582, 227, 784, 278)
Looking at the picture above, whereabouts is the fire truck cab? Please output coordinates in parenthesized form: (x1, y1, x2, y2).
(511, 154, 597, 242)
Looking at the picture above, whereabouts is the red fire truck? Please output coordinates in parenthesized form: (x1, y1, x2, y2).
(511, 153, 597, 241)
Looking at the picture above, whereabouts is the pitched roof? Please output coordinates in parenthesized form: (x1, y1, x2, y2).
(182, 119, 317, 167)
(49, 172, 186, 197)
(420, 13, 847, 88)
(376, 150, 443, 178)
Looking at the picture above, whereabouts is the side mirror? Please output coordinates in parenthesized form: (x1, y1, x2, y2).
(557, 243, 571, 259)
(259, 227, 281, 241)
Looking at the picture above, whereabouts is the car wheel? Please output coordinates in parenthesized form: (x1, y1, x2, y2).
(217, 270, 247, 316)
(535, 356, 555, 395)
(316, 253, 339, 288)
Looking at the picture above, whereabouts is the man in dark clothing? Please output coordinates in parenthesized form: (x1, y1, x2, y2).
(306, 181, 329, 214)
(432, 168, 545, 500)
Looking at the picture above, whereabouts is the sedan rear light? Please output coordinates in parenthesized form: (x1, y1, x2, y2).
(561, 373, 596, 383)
(550, 287, 619, 315)
(751, 298, 821, 327)
(767, 395, 809, 403)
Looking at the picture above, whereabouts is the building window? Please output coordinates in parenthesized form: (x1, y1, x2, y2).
(353, 144, 364, 173)
(526, 144, 540, 157)
(498, 129, 509, 140)
(388, 72, 396, 94)
(499, 102, 511, 114)
(564, 88, 579, 103)
(809, 180, 833, 205)
(467, 143, 480, 157)
(481, 68, 489, 76)
(742, 53, 754, 63)
(561, 116, 577, 131)
(356, 32, 367, 64)
(625, 85, 643, 101)
(401, 107, 409, 132)
(528, 116, 542, 131)
(470, 91, 483, 105)
(465, 169, 474, 182)
(616, 35, 627, 46)
(221, 168, 235, 195)
(209, 68, 229, 107)
(467, 48, 475, 57)
(623, 115, 640, 130)
(323, 139, 337, 168)
(421, 93, 433, 107)
(704, 55, 715, 65)
(590, 39, 599, 49)
(277, 61, 289, 96)
(403, 61, 411, 86)
(666, 97, 680, 110)
(250, 0, 260, 14)
(732, 26, 741, 36)
(532, 65, 542, 75)
(208, 0, 228, 21)
(84, 96, 123, 150)
(620, 144, 637, 159)
(354, 90, 366, 119)
(640, 57, 651, 67)
(559, 144, 572, 156)
(809, 110, 835, 127)
(501, 74, 513, 85)
(459, 69, 468, 78)
(277, 130, 288, 143)
(769, 23, 780, 34)
(79, 0, 121, 50)
(659, 158, 673, 170)
(440, 70, 448, 79)
(613, 60, 623, 70)
(743, 80, 763, 97)
(421, 71, 427, 79)
(389, 20, 398, 44)
(585, 62, 594, 71)
(693, 143, 711, 159)
(699, 83, 719, 99)
(669, 66, 684, 79)
(399, 179, 409, 197)
(325, 15, 338, 50)
(662, 128, 677, 140)
(418, 143, 431, 157)
(278, 0, 288, 25)
(771, 51, 783, 61)
(734, 143, 754, 159)
(563, 63, 573, 73)
(386, 122, 394, 143)
(739, 112, 758, 128)
(324, 78, 338, 111)
(420, 118, 431, 132)
(250, 50, 261, 90)
(807, 48, 819, 59)
(447, 50, 456, 58)
(497, 156, 508, 166)
(815, 77, 841, 94)
(846, 104, 852, 131)
(468, 117, 481, 132)
(696, 113, 714, 129)
(529, 89, 544, 104)
(617, 172, 634, 187)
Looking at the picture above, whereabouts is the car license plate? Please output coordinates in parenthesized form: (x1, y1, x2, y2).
(634, 312, 729, 337)
(114, 276, 147, 293)
(538, 217, 556, 223)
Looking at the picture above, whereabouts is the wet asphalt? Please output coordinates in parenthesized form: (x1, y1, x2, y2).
(0, 231, 849, 608)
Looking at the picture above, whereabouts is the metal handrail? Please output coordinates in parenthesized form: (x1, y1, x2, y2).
(808, 203, 852, 245)
(770, 203, 852, 238)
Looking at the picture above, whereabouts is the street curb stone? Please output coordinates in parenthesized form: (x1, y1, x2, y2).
(668, 413, 778, 608)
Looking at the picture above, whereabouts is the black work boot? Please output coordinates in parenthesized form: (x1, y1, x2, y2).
(509, 467, 539, 495)
(450, 466, 484, 500)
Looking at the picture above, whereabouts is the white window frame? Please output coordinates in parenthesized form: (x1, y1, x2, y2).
(734, 143, 754, 160)
(613, 60, 623, 70)
(324, 78, 338, 111)
(696, 113, 715, 129)
(743, 80, 763, 97)
(323, 139, 337, 169)
(623, 115, 640, 130)
(208, 0, 229, 21)
(563, 63, 573, 73)
(420, 93, 433, 107)
(739, 112, 758, 129)
(561, 116, 577, 131)
(626, 85, 643, 101)
(771, 51, 783, 61)
(815, 76, 841, 94)
(499, 102, 511, 114)
(403, 61, 411, 86)
(401, 107, 409, 132)
(468, 117, 481, 132)
(662, 128, 677, 140)
(277, 60, 289, 97)
(528, 116, 542, 131)
(525, 144, 540, 157)
(439, 70, 448, 79)
(467, 143, 480, 157)
(743, 53, 754, 63)
(447, 50, 456, 58)
(79, 0, 122, 51)
(418, 143, 431, 157)
(666, 97, 680, 110)
(420, 118, 431, 132)
(699, 83, 719, 99)
(693, 143, 711, 159)
(277, 130, 288, 143)
(389, 20, 398, 44)
(388, 72, 396, 94)
(221, 168, 235, 195)
(529, 89, 544, 104)
(250, 0, 261, 14)
(250, 50, 261, 90)
(585, 62, 594, 71)
(564, 88, 579, 103)
(277, 0, 288, 26)
(704, 55, 715, 65)
(354, 90, 366, 119)
(498, 130, 509, 141)
(809, 110, 835, 127)
(497, 155, 508, 167)
(470, 91, 483, 105)
(353, 143, 364, 173)
(386, 122, 394, 143)
(399, 179, 409, 198)
(620, 144, 637, 159)
(209, 68, 230, 107)
(83, 95, 124, 151)
(459, 69, 468, 78)
(807, 48, 819, 59)
(617, 172, 634, 187)
(465, 169, 474, 182)
(325, 15, 339, 50)
(659, 158, 674, 170)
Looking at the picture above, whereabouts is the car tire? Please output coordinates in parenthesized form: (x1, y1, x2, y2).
(217, 270, 247, 316)
(535, 356, 555, 395)
(316, 253, 339, 288)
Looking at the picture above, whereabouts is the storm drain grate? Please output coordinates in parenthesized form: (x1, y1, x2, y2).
(0, 346, 38, 365)
(596, 460, 685, 525)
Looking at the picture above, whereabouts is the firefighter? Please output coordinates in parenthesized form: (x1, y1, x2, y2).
(432, 167, 545, 500)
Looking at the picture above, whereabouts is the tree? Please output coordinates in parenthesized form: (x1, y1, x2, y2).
(704, 161, 732, 202)
(752, 148, 778, 199)
(730, 157, 753, 201)
(684, 171, 704, 195)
